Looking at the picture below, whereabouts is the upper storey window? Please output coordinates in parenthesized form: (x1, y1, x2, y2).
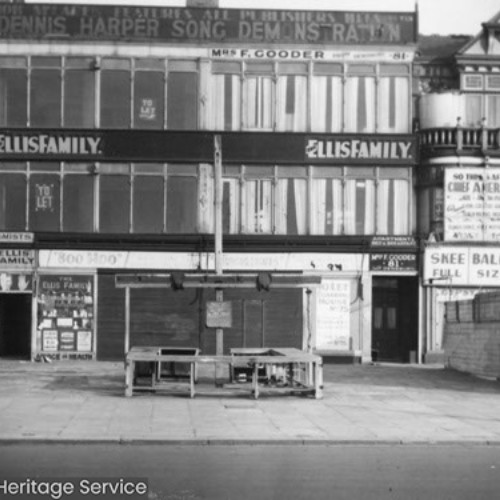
(31, 57, 61, 128)
(167, 61, 198, 130)
(0, 58, 27, 127)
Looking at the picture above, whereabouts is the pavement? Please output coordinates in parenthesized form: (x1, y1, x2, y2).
(1, 359, 500, 445)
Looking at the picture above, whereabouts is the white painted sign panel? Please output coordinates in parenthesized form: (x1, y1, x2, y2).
(424, 246, 500, 286)
(315, 279, 351, 350)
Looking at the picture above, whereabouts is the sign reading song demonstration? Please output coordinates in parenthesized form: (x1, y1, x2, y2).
(0, 4, 416, 45)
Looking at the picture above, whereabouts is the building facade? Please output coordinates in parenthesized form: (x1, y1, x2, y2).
(417, 11, 500, 362)
(0, 2, 422, 363)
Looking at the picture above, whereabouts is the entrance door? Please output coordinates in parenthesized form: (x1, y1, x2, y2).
(372, 277, 418, 363)
(0, 294, 32, 359)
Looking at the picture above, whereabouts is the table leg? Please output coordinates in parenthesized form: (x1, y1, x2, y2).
(125, 360, 133, 397)
(252, 363, 259, 399)
(314, 360, 323, 399)
(190, 362, 196, 398)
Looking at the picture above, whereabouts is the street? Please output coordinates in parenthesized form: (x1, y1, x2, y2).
(1, 443, 500, 500)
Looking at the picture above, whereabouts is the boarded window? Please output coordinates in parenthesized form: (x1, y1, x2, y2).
(0, 69, 27, 126)
(101, 71, 130, 128)
(31, 69, 61, 127)
(64, 70, 95, 128)
(134, 72, 164, 129)
(63, 175, 94, 232)
(133, 176, 164, 233)
(167, 72, 198, 129)
(167, 176, 197, 232)
(0, 173, 26, 230)
(29, 174, 60, 231)
(99, 175, 130, 233)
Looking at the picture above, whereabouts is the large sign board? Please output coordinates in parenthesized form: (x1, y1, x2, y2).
(445, 167, 500, 241)
(424, 246, 500, 286)
(0, 4, 416, 45)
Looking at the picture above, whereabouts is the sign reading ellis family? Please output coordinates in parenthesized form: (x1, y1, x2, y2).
(0, 133, 103, 158)
(305, 138, 414, 162)
(0, 4, 416, 45)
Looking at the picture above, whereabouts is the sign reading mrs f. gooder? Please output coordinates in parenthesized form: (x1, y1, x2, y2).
(305, 136, 415, 163)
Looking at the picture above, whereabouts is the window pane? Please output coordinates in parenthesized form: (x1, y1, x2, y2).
(311, 178, 343, 235)
(134, 72, 164, 129)
(222, 178, 239, 234)
(344, 77, 376, 132)
(464, 95, 482, 127)
(311, 75, 342, 132)
(0, 174, 26, 230)
(276, 178, 307, 235)
(210, 74, 240, 130)
(63, 175, 94, 232)
(133, 176, 164, 233)
(242, 179, 272, 233)
(167, 176, 197, 232)
(99, 175, 130, 233)
(377, 179, 409, 235)
(276, 75, 307, 132)
(101, 71, 130, 128)
(244, 75, 273, 130)
(378, 76, 409, 132)
(64, 70, 95, 128)
(488, 95, 500, 127)
(29, 174, 60, 231)
(0, 69, 27, 126)
(167, 72, 197, 129)
(31, 70, 61, 127)
(345, 179, 375, 235)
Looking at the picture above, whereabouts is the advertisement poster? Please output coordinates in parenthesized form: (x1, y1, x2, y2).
(445, 167, 500, 241)
(316, 279, 351, 350)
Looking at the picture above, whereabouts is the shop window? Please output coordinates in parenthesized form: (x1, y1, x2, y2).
(345, 179, 375, 235)
(29, 174, 60, 231)
(64, 69, 95, 128)
(378, 76, 409, 132)
(30, 69, 61, 127)
(242, 178, 273, 233)
(344, 76, 376, 132)
(210, 73, 241, 130)
(0, 173, 26, 230)
(63, 174, 94, 232)
(276, 74, 307, 131)
(0, 68, 27, 126)
(243, 75, 273, 130)
(99, 175, 130, 233)
(167, 176, 197, 232)
(311, 178, 343, 235)
(311, 74, 342, 133)
(134, 71, 164, 129)
(377, 179, 409, 235)
(133, 176, 164, 233)
(276, 178, 307, 235)
(101, 69, 131, 128)
(167, 72, 198, 130)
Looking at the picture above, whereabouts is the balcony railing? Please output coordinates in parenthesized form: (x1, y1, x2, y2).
(419, 119, 500, 155)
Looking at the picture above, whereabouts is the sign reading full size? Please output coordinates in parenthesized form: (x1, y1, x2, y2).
(0, 5, 416, 45)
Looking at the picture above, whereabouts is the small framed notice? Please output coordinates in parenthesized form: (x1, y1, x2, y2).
(206, 301, 233, 328)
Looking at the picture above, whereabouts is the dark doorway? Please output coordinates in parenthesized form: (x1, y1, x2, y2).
(0, 294, 32, 359)
(243, 300, 264, 348)
(372, 277, 418, 363)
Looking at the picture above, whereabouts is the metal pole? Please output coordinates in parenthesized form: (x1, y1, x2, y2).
(214, 134, 224, 385)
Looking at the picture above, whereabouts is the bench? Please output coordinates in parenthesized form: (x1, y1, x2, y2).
(125, 347, 323, 399)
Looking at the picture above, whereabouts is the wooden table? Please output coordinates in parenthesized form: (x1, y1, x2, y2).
(125, 347, 323, 399)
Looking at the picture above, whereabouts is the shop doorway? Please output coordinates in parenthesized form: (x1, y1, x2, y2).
(372, 277, 418, 363)
(0, 294, 32, 359)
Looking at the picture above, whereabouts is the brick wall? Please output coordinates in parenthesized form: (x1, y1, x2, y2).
(443, 292, 500, 379)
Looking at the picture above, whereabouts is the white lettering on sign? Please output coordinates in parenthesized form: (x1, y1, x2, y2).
(305, 139, 413, 161)
(0, 134, 102, 156)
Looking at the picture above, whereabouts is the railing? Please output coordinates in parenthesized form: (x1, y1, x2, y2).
(419, 121, 500, 153)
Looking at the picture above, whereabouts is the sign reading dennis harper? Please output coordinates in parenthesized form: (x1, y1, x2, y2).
(0, 4, 416, 45)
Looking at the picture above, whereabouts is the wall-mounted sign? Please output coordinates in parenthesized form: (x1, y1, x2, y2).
(0, 273, 32, 292)
(371, 236, 417, 247)
(0, 249, 35, 268)
(424, 246, 500, 286)
(206, 301, 233, 328)
(316, 279, 351, 351)
(211, 48, 415, 61)
(305, 137, 415, 163)
(0, 232, 34, 244)
(42, 330, 58, 352)
(0, 5, 416, 45)
(370, 253, 417, 271)
(444, 167, 500, 241)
